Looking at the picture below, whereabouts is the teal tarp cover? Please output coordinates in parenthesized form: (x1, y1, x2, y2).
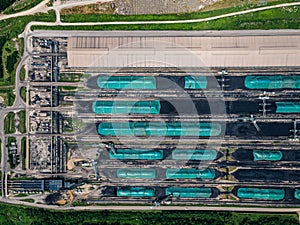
(117, 168, 156, 179)
(253, 150, 282, 161)
(275, 102, 300, 113)
(237, 188, 285, 200)
(245, 76, 300, 89)
(166, 168, 216, 179)
(117, 187, 155, 197)
(93, 100, 161, 114)
(172, 149, 217, 160)
(98, 122, 221, 137)
(97, 76, 156, 89)
(166, 187, 212, 198)
(109, 149, 163, 160)
(185, 76, 207, 89)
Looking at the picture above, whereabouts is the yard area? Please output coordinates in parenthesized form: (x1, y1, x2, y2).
(17, 110, 26, 133)
(4, 112, 15, 134)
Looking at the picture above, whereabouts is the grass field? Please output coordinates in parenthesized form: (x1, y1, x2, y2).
(17, 110, 26, 133)
(20, 66, 26, 81)
(2, 0, 44, 14)
(60, 0, 299, 23)
(0, 0, 16, 12)
(21, 137, 26, 170)
(20, 87, 26, 103)
(0, 139, 1, 163)
(59, 73, 83, 82)
(33, 6, 300, 31)
(61, 86, 77, 91)
(0, 10, 55, 106)
(15, 193, 28, 197)
(4, 112, 15, 134)
(0, 202, 298, 225)
(19, 198, 35, 203)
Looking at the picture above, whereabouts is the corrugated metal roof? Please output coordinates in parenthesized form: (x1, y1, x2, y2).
(67, 35, 300, 68)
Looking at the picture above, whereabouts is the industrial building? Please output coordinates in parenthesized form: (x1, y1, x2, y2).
(19, 30, 300, 206)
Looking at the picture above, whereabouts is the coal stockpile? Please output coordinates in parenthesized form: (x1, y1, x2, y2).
(282, 150, 300, 161)
(233, 169, 300, 182)
(79, 99, 267, 115)
(225, 122, 291, 138)
(232, 149, 254, 161)
(45, 192, 64, 205)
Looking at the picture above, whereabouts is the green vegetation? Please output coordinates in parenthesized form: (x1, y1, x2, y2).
(19, 198, 35, 203)
(0, 0, 16, 12)
(71, 118, 84, 131)
(60, 0, 299, 23)
(17, 110, 26, 133)
(15, 193, 28, 197)
(34, 6, 300, 31)
(3, 0, 44, 14)
(0, 11, 55, 38)
(0, 37, 6, 80)
(20, 66, 26, 81)
(0, 37, 19, 106)
(7, 137, 17, 169)
(0, 202, 298, 225)
(61, 86, 77, 91)
(0, 139, 2, 162)
(63, 117, 86, 132)
(47, 0, 53, 7)
(4, 112, 15, 134)
(6, 51, 18, 74)
(2, 39, 22, 84)
(20, 86, 26, 102)
(10, 176, 33, 180)
(59, 73, 83, 82)
(63, 117, 73, 132)
(7, 89, 15, 106)
(21, 137, 26, 170)
(0, 10, 55, 106)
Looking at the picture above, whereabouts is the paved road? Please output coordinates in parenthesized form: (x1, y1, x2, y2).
(14, 55, 28, 109)
(28, 29, 300, 37)
(53, 0, 111, 11)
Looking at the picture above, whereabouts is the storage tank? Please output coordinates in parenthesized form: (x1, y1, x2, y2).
(117, 187, 155, 197)
(98, 122, 221, 137)
(97, 76, 156, 89)
(253, 150, 282, 161)
(184, 76, 207, 89)
(166, 168, 215, 179)
(172, 149, 217, 161)
(245, 76, 300, 89)
(165, 187, 212, 198)
(237, 188, 285, 200)
(92, 100, 161, 114)
(117, 168, 156, 179)
(109, 149, 163, 160)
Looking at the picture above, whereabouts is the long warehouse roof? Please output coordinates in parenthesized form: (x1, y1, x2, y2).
(67, 34, 300, 67)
